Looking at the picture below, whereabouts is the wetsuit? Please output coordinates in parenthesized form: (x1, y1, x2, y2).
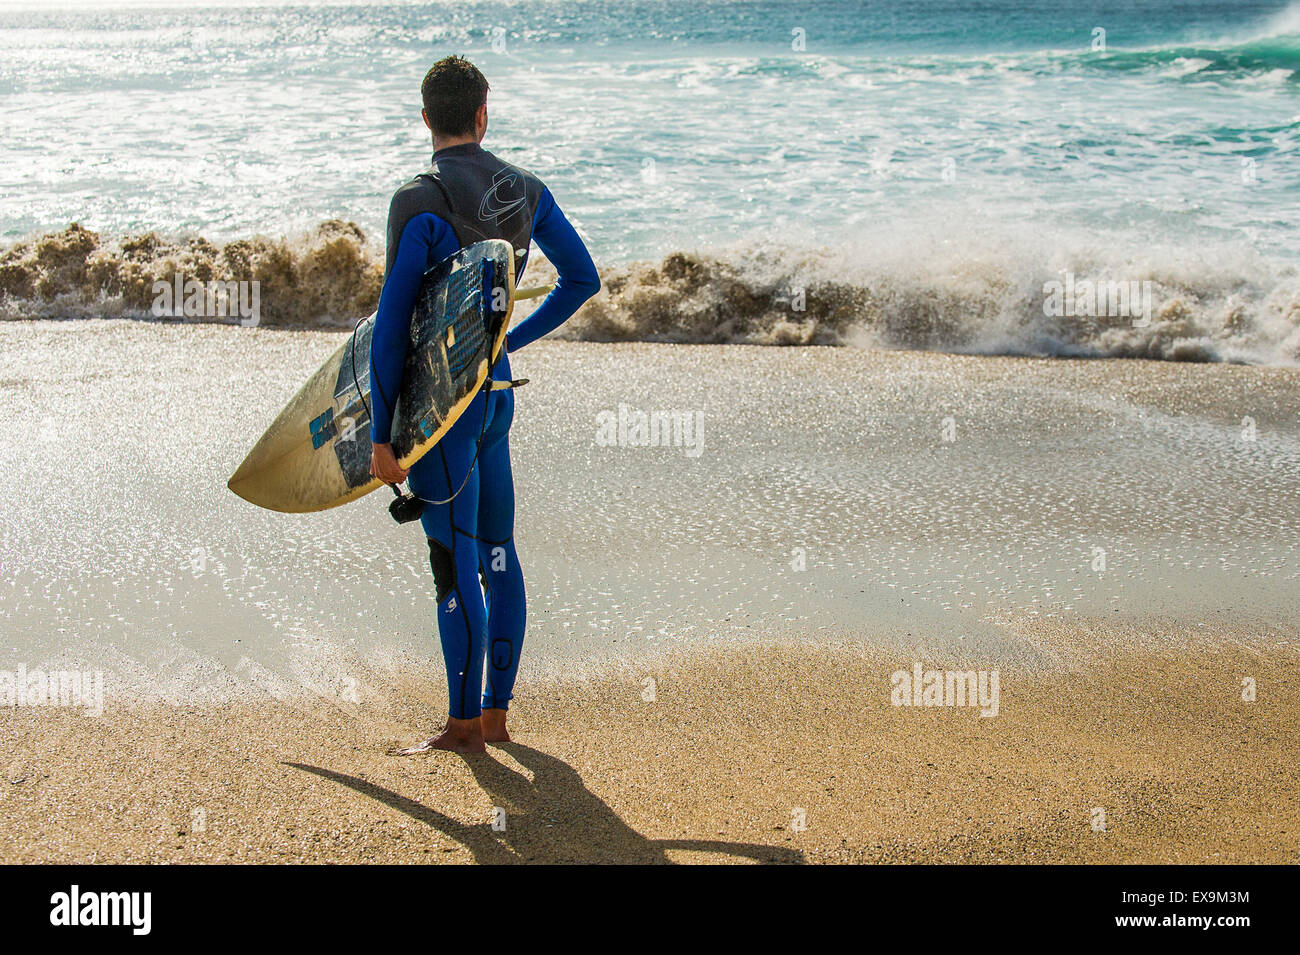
(369, 143, 599, 720)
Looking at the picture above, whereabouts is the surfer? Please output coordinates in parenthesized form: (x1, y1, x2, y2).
(368, 56, 600, 754)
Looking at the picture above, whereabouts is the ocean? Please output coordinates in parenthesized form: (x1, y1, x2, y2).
(2, 0, 1299, 361)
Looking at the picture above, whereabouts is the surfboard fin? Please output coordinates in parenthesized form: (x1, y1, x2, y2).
(489, 378, 529, 390)
(513, 284, 555, 301)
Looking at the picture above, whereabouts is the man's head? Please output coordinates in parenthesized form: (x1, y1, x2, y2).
(421, 56, 489, 145)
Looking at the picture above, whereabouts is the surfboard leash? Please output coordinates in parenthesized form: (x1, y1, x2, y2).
(350, 297, 519, 522)
(352, 250, 535, 522)
(348, 314, 433, 521)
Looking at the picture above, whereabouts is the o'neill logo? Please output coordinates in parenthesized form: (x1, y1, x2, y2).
(49, 885, 151, 935)
(478, 169, 526, 223)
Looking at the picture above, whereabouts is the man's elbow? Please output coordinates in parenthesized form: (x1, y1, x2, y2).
(575, 264, 601, 302)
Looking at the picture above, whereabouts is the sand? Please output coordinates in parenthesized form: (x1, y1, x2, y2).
(4, 621, 1297, 864)
(1, 322, 1297, 863)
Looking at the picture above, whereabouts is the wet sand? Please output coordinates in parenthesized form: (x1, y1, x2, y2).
(2, 322, 1297, 686)
(1, 321, 1297, 863)
(3, 625, 1297, 864)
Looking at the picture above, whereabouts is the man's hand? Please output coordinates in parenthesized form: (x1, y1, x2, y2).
(370, 441, 410, 485)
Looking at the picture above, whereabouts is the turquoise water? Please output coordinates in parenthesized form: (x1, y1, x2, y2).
(2, 0, 1297, 250)
(1, 0, 1298, 361)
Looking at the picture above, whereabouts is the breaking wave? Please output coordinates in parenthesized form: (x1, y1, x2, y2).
(3, 221, 1298, 365)
(1063, 39, 1300, 85)
(0, 220, 383, 328)
(1031, 4, 1300, 84)
(550, 232, 1300, 365)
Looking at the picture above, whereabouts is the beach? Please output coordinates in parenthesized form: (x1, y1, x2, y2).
(4, 635, 1297, 864)
(1, 322, 1297, 863)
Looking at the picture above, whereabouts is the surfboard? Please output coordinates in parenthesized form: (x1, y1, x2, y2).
(228, 239, 519, 513)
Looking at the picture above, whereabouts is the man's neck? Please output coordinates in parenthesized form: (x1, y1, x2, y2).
(432, 135, 480, 153)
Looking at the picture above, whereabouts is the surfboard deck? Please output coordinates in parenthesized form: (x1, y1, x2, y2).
(227, 239, 516, 513)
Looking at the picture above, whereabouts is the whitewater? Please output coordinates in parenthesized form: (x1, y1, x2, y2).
(1, 0, 1298, 361)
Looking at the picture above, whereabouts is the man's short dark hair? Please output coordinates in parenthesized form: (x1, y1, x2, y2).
(421, 56, 489, 138)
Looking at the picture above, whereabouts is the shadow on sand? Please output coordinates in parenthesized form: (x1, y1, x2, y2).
(286, 742, 803, 864)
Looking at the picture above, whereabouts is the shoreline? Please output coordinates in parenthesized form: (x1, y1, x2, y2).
(5, 628, 1296, 865)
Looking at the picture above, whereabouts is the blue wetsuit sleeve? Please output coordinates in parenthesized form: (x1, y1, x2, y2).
(506, 189, 600, 353)
(369, 212, 458, 443)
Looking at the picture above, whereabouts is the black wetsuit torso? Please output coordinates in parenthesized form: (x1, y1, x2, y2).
(384, 143, 546, 277)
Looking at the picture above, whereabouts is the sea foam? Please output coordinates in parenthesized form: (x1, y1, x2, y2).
(3, 220, 1296, 365)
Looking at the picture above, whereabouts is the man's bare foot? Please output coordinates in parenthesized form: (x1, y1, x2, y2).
(481, 708, 511, 743)
(392, 716, 486, 755)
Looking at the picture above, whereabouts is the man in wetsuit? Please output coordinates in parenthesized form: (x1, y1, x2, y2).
(369, 56, 599, 754)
